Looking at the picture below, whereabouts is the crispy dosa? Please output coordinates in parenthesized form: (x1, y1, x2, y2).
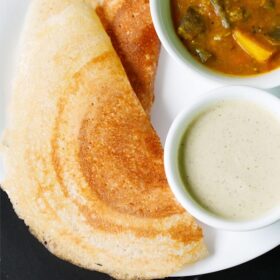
(96, 0, 160, 114)
(1, 1, 207, 279)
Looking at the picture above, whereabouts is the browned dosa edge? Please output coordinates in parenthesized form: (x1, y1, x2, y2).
(96, 0, 160, 115)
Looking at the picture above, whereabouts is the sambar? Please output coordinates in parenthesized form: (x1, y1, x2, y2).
(172, 0, 280, 75)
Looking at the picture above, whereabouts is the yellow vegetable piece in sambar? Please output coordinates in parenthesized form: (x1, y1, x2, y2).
(233, 29, 275, 63)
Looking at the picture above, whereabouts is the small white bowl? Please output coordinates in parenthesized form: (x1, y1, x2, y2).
(164, 86, 280, 231)
(150, 0, 280, 88)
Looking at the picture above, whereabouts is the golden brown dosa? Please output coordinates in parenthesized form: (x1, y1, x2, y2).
(96, 0, 160, 114)
(1, 1, 207, 279)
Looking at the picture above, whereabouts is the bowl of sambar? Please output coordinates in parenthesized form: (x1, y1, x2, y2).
(150, 0, 280, 88)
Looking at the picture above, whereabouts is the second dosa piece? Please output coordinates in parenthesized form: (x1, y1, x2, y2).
(96, 0, 160, 114)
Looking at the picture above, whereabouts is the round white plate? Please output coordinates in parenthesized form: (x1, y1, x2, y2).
(0, 0, 279, 277)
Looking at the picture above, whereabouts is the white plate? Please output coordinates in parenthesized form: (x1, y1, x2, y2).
(0, 0, 279, 277)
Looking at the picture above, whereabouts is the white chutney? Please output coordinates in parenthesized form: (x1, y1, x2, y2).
(179, 100, 280, 221)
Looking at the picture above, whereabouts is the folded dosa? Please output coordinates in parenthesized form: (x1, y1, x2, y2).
(1, 1, 207, 279)
(96, 0, 160, 114)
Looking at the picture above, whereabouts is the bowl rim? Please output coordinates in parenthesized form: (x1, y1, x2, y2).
(164, 86, 280, 231)
(150, 0, 280, 89)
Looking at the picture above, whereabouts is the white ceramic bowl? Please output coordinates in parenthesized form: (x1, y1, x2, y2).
(164, 86, 280, 231)
(150, 0, 280, 88)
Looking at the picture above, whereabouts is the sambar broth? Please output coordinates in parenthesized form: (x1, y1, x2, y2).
(172, 0, 280, 75)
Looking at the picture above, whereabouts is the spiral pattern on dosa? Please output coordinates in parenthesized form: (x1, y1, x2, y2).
(1, 1, 207, 279)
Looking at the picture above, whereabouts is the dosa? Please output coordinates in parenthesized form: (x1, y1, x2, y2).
(1, 1, 207, 279)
